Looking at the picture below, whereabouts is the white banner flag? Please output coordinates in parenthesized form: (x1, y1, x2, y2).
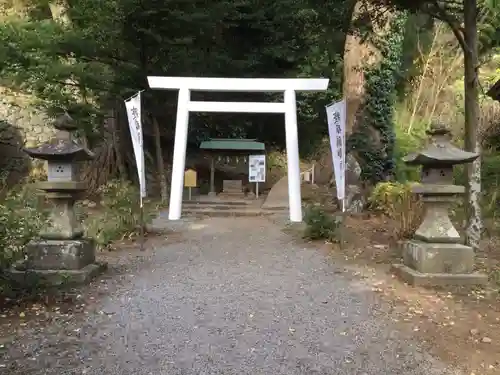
(125, 91, 147, 202)
(325, 99, 346, 202)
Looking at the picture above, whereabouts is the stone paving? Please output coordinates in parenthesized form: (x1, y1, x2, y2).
(2, 216, 463, 375)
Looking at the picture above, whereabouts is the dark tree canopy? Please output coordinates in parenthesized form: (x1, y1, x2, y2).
(0, 0, 359, 155)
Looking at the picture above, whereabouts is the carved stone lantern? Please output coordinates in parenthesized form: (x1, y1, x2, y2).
(392, 123, 487, 286)
(9, 113, 106, 286)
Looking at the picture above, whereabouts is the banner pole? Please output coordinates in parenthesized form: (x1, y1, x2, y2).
(139, 194, 145, 252)
(340, 198, 346, 250)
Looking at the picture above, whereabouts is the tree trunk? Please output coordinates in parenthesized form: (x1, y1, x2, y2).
(463, 0, 482, 249)
(152, 116, 168, 203)
(110, 104, 127, 179)
(343, 1, 367, 134)
(49, 0, 71, 25)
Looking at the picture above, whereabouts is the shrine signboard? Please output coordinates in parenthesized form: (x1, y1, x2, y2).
(184, 169, 197, 187)
(248, 154, 265, 183)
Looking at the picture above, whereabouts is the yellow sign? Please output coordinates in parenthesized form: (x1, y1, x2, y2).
(184, 169, 197, 187)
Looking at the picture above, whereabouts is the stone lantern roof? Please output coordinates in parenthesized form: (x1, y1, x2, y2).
(23, 113, 94, 162)
(403, 122, 478, 166)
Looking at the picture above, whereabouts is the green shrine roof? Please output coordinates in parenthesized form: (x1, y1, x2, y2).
(199, 138, 265, 151)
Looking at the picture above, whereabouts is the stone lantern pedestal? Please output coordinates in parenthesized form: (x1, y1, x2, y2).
(8, 114, 106, 287)
(392, 124, 487, 286)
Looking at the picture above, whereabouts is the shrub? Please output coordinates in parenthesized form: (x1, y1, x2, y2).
(0, 184, 47, 269)
(481, 153, 500, 220)
(393, 120, 425, 182)
(267, 151, 287, 171)
(83, 179, 157, 250)
(369, 181, 423, 239)
(303, 204, 340, 242)
(266, 151, 288, 186)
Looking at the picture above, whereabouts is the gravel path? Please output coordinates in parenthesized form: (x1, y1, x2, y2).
(2, 216, 462, 375)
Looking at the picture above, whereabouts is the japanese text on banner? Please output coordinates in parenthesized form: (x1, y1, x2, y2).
(125, 92, 147, 200)
(325, 99, 346, 201)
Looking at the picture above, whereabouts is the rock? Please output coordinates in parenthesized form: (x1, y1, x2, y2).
(0, 87, 55, 185)
(470, 328, 479, 336)
(343, 153, 365, 213)
(316, 150, 366, 214)
(482, 337, 492, 343)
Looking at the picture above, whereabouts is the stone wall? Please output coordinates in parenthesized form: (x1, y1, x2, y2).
(0, 88, 55, 183)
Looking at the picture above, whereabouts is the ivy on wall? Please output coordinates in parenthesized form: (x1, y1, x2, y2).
(348, 12, 407, 184)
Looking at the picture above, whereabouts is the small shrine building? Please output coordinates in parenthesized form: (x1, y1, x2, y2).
(199, 138, 265, 199)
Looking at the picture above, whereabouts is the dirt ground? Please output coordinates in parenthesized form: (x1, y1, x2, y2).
(1, 216, 465, 374)
(0, 232, 184, 331)
(297, 214, 500, 375)
(1, 210, 499, 374)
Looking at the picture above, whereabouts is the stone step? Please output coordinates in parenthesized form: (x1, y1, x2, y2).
(184, 205, 261, 211)
(182, 200, 253, 206)
(183, 207, 273, 218)
(218, 194, 247, 199)
(261, 206, 288, 211)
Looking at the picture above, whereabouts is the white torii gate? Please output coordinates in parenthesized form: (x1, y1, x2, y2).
(147, 76, 329, 222)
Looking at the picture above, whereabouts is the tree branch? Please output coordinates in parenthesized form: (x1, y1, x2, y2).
(429, 0, 467, 52)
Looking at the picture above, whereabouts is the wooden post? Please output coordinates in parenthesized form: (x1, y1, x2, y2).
(153, 117, 168, 203)
(210, 156, 215, 196)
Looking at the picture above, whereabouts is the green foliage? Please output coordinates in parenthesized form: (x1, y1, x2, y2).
(480, 153, 500, 218)
(303, 205, 340, 242)
(393, 106, 426, 182)
(0, 178, 157, 276)
(348, 13, 407, 184)
(295, 0, 355, 133)
(0, 184, 47, 269)
(396, 13, 435, 98)
(370, 0, 500, 55)
(482, 153, 500, 185)
(0, 0, 354, 154)
(369, 181, 422, 238)
(266, 151, 287, 172)
(450, 153, 500, 219)
(369, 181, 411, 214)
(83, 179, 156, 249)
(0, 16, 113, 135)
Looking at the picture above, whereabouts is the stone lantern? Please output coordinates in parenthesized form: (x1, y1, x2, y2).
(392, 123, 487, 286)
(9, 113, 106, 286)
